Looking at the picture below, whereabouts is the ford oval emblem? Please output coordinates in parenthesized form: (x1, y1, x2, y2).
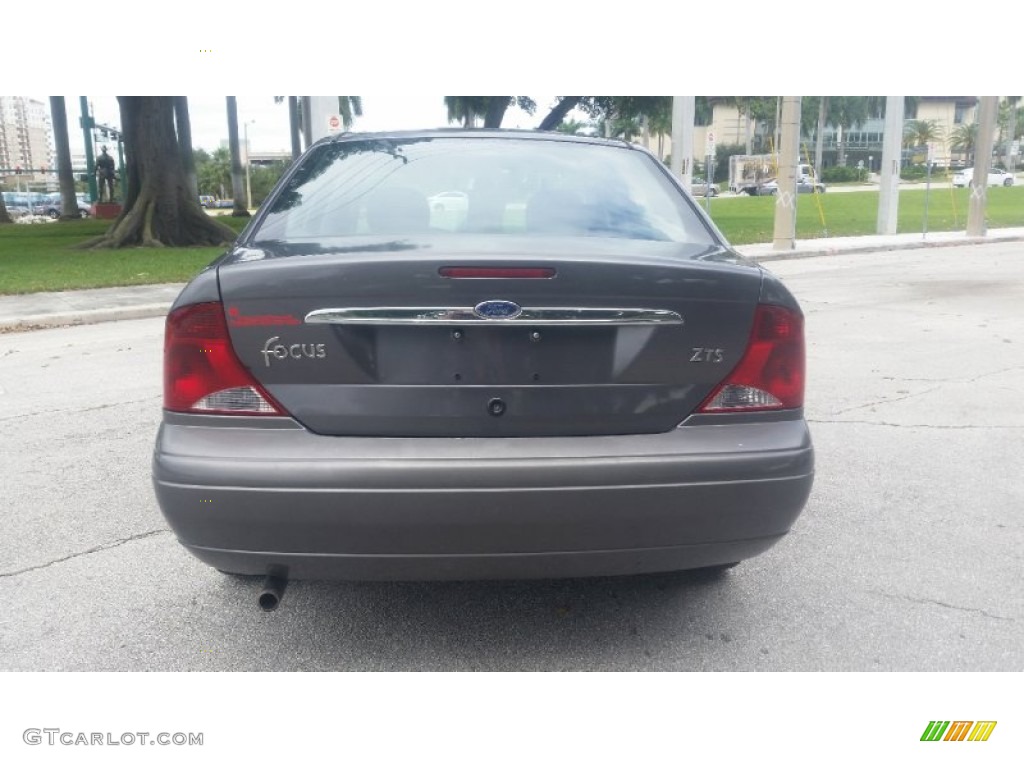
(474, 300, 522, 320)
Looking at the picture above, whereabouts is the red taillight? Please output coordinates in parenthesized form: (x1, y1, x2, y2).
(164, 302, 285, 416)
(698, 304, 805, 412)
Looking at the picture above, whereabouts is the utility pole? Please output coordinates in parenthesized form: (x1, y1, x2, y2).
(670, 96, 695, 190)
(967, 96, 999, 236)
(876, 95, 904, 235)
(772, 97, 801, 251)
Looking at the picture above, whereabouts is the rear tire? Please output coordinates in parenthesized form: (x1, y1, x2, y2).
(1004, 178, 1013, 187)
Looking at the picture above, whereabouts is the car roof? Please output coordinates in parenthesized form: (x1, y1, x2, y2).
(312, 128, 636, 151)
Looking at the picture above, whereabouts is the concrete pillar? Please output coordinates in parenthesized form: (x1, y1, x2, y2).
(671, 97, 695, 189)
(307, 96, 345, 143)
(877, 96, 904, 235)
(772, 97, 801, 251)
(967, 96, 999, 237)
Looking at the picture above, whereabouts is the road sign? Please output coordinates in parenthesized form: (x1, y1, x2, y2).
(926, 141, 935, 164)
(706, 130, 716, 158)
(327, 114, 342, 133)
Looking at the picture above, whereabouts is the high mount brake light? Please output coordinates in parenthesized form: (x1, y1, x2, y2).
(439, 267, 556, 279)
(698, 304, 805, 413)
(164, 302, 285, 416)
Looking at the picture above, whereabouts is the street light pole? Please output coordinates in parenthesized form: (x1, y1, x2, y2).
(244, 119, 255, 212)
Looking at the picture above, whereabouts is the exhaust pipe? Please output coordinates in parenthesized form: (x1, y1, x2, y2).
(258, 567, 288, 611)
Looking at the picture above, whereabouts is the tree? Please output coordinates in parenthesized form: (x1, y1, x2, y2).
(826, 96, 872, 166)
(49, 96, 81, 220)
(288, 97, 301, 158)
(195, 147, 231, 198)
(0, 193, 12, 225)
(81, 97, 235, 248)
(999, 96, 1021, 167)
(174, 97, 199, 200)
(537, 97, 585, 131)
(903, 119, 943, 149)
(444, 97, 491, 128)
(950, 123, 978, 165)
(225, 97, 248, 217)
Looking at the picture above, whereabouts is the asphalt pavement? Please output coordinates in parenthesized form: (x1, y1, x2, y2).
(2, 226, 1023, 333)
(1, 239, 1022, 671)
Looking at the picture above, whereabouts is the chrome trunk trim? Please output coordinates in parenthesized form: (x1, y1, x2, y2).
(304, 307, 684, 326)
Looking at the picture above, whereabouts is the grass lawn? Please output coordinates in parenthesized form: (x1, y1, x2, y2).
(707, 185, 1024, 244)
(0, 217, 249, 295)
(0, 188, 1021, 294)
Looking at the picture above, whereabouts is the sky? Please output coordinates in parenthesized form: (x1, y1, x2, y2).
(48, 95, 559, 157)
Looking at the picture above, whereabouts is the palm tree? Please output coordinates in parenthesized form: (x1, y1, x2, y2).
(225, 97, 248, 217)
(950, 123, 978, 166)
(903, 119, 943, 148)
(1000, 96, 1020, 169)
(48, 96, 81, 220)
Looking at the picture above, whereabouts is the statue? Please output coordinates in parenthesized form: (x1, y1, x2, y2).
(96, 146, 116, 202)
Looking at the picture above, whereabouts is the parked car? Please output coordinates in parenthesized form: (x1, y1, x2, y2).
(199, 195, 216, 208)
(38, 193, 92, 218)
(690, 177, 720, 197)
(427, 190, 469, 212)
(757, 179, 826, 195)
(153, 130, 813, 603)
(952, 167, 1015, 187)
(1, 191, 31, 218)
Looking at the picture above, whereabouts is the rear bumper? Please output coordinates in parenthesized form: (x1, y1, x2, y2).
(152, 413, 814, 580)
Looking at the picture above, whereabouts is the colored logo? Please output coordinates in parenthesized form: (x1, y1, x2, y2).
(473, 300, 522, 320)
(921, 721, 997, 742)
(228, 306, 300, 327)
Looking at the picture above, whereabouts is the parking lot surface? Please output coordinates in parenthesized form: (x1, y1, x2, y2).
(1, 242, 1021, 670)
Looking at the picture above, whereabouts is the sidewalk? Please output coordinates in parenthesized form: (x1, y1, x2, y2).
(2, 227, 1023, 333)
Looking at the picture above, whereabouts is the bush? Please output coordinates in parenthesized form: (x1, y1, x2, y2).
(821, 166, 868, 183)
(900, 164, 929, 181)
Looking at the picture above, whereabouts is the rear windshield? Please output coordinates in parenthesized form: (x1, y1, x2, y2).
(251, 137, 715, 245)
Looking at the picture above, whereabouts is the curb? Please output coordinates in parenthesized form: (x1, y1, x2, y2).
(0, 303, 172, 334)
(1, 234, 1022, 333)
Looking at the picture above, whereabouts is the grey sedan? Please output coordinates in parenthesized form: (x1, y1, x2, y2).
(153, 130, 813, 603)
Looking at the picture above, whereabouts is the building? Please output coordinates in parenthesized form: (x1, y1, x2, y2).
(0, 96, 55, 185)
(640, 96, 1007, 172)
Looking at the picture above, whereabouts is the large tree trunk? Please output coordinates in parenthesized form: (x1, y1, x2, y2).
(538, 97, 582, 131)
(288, 96, 302, 159)
(174, 96, 199, 200)
(49, 96, 81, 220)
(81, 97, 235, 248)
(226, 97, 249, 217)
(0, 194, 12, 225)
(483, 97, 511, 129)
